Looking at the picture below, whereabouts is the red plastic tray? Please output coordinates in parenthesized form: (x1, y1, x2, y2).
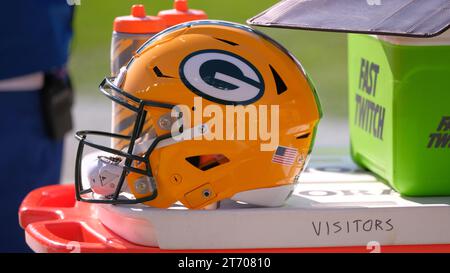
(19, 184, 450, 253)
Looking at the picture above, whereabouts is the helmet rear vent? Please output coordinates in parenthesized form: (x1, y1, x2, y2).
(269, 65, 287, 95)
(153, 66, 173, 78)
(296, 132, 310, 139)
(214, 38, 239, 46)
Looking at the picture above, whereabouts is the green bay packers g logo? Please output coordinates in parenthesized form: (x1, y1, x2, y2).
(179, 49, 265, 105)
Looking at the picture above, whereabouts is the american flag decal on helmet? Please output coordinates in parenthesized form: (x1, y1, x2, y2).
(272, 146, 298, 166)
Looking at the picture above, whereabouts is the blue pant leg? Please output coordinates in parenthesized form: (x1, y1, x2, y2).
(0, 91, 63, 253)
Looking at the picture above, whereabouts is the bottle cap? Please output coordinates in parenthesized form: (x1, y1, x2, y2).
(158, 0, 207, 27)
(114, 4, 166, 34)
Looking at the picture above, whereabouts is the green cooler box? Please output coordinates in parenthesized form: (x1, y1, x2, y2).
(348, 33, 450, 196)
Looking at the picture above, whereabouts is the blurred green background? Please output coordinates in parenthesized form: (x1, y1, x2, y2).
(69, 0, 347, 117)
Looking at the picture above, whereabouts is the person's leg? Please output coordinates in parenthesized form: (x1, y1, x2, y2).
(0, 90, 63, 253)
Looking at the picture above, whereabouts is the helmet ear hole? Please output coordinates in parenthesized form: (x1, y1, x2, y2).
(185, 154, 230, 171)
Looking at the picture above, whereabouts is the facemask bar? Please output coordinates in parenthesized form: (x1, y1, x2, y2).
(74, 77, 175, 204)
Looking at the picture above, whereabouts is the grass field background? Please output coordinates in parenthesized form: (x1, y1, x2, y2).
(69, 0, 348, 116)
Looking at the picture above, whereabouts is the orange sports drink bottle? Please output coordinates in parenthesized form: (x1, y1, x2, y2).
(109, 2, 207, 148)
(110, 4, 165, 148)
(110, 4, 165, 76)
